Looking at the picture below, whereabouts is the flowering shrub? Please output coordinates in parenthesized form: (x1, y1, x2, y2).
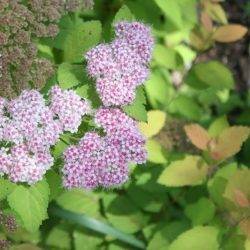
(0, 1, 249, 250)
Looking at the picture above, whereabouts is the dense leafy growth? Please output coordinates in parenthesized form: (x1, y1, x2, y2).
(0, 0, 249, 249)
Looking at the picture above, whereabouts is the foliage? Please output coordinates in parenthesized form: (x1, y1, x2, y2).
(0, 0, 249, 249)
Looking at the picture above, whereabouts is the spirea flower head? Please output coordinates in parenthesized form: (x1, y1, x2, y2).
(49, 85, 91, 133)
(0, 85, 91, 185)
(63, 108, 146, 189)
(95, 107, 147, 164)
(114, 21, 154, 64)
(63, 132, 129, 189)
(8, 144, 52, 185)
(85, 21, 153, 106)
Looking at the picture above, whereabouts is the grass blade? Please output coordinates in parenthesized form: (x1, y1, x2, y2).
(49, 204, 146, 249)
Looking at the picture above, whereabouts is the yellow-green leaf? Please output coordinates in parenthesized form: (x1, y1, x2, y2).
(157, 156, 208, 187)
(206, 3, 227, 24)
(139, 110, 166, 138)
(240, 219, 250, 238)
(146, 139, 167, 164)
(223, 168, 250, 206)
(208, 116, 229, 137)
(168, 226, 219, 250)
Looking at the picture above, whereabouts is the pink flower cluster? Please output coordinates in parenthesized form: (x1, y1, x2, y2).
(0, 85, 90, 184)
(63, 108, 147, 189)
(85, 22, 154, 106)
(62, 22, 152, 189)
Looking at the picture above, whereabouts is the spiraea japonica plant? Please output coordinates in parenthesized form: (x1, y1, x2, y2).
(0, 1, 250, 250)
(0, 1, 155, 247)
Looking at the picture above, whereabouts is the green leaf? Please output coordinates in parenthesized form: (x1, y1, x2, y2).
(8, 180, 50, 232)
(169, 95, 202, 121)
(46, 171, 63, 201)
(224, 234, 245, 250)
(46, 225, 71, 249)
(50, 205, 145, 249)
(0, 178, 15, 200)
(208, 116, 229, 137)
(153, 45, 183, 69)
(123, 86, 147, 121)
(57, 62, 86, 89)
(157, 155, 208, 187)
(103, 194, 149, 234)
(175, 44, 196, 65)
(127, 186, 163, 213)
(168, 226, 219, 250)
(245, 239, 250, 250)
(147, 231, 170, 250)
(62, 19, 102, 63)
(223, 168, 250, 206)
(113, 5, 134, 24)
(160, 220, 190, 243)
(56, 189, 99, 217)
(52, 138, 68, 158)
(10, 243, 41, 250)
(7, 228, 40, 244)
(138, 110, 166, 138)
(74, 229, 103, 250)
(146, 139, 167, 164)
(145, 70, 172, 109)
(154, 0, 183, 28)
(207, 162, 237, 207)
(185, 61, 234, 90)
(184, 198, 215, 226)
(75, 85, 90, 99)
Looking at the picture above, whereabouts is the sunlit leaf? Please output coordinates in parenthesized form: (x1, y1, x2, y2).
(8, 180, 49, 232)
(168, 226, 219, 250)
(184, 124, 210, 150)
(208, 116, 229, 137)
(154, 0, 183, 28)
(157, 155, 208, 187)
(146, 139, 167, 164)
(57, 62, 86, 89)
(210, 126, 250, 161)
(153, 45, 183, 69)
(213, 24, 248, 43)
(139, 110, 166, 138)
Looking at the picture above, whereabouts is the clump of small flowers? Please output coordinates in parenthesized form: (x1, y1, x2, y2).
(85, 21, 154, 106)
(0, 21, 152, 190)
(63, 108, 147, 189)
(62, 21, 153, 190)
(0, 0, 94, 98)
(0, 85, 90, 185)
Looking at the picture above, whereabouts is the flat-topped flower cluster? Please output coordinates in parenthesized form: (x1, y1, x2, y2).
(63, 108, 147, 189)
(85, 22, 154, 106)
(0, 21, 153, 189)
(0, 86, 90, 184)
